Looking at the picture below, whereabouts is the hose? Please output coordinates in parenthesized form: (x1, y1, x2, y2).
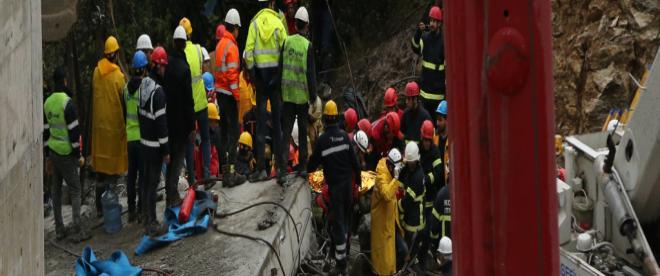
(212, 226, 286, 276)
(215, 201, 302, 266)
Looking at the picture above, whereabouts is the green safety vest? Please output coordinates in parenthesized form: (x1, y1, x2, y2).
(281, 34, 310, 104)
(184, 41, 207, 112)
(123, 86, 141, 141)
(44, 92, 73, 155)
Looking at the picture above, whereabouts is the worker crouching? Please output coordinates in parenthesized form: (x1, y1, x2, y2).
(308, 100, 362, 276)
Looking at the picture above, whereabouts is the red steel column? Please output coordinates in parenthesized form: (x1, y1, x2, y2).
(444, 0, 558, 275)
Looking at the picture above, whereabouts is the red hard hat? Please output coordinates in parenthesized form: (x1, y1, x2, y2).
(384, 88, 397, 107)
(421, 120, 435, 139)
(215, 24, 226, 40)
(285, 0, 296, 5)
(152, 46, 168, 65)
(429, 6, 443, 21)
(385, 112, 401, 135)
(344, 108, 358, 131)
(405, 81, 420, 97)
(358, 119, 372, 136)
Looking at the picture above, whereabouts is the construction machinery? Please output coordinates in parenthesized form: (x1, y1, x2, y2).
(558, 50, 660, 275)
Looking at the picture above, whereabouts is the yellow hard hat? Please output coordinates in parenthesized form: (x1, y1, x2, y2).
(179, 17, 193, 36)
(324, 100, 338, 116)
(104, 36, 120, 54)
(239, 131, 253, 148)
(208, 103, 220, 120)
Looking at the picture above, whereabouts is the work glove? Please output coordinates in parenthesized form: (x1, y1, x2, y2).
(394, 164, 403, 179)
(78, 156, 85, 167)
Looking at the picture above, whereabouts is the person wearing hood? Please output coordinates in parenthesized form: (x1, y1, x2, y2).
(90, 36, 127, 217)
(136, 48, 171, 236)
(245, 0, 289, 184)
(163, 27, 196, 207)
(45, 67, 91, 242)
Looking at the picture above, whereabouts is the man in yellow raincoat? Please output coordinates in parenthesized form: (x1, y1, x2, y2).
(90, 36, 127, 216)
(371, 148, 405, 275)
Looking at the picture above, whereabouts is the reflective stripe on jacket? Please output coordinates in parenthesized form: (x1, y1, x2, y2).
(184, 41, 207, 112)
(245, 8, 288, 70)
(411, 30, 446, 100)
(44, 92, 74, 155)
(123, 86, 141, 141)
(214, 32, 240, 100)
(281, 34, 310, 104)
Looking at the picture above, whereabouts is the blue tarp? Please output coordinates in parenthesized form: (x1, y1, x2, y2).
(75, 246, 141, 276)
(134, 191, 217, 255)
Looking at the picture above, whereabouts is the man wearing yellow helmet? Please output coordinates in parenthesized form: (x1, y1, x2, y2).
(90, 36, 127, 217)
(308, 100, 362, 275)
(236, 131, 256, 178)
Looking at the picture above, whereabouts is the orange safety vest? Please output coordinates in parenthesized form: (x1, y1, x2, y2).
(214, 31, 240, 100)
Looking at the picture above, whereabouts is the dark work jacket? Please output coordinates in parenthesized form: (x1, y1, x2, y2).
(163, 49, 195, 143)
(308, 124, 362, 203)
(398, 164, 426, 232)
(401, 106, 431, 143)
(412, 30, 446, 97)
(420, 143, 444, 207)
(138, 77, 169, 158)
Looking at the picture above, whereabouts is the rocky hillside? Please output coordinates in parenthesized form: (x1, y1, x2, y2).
(552, 0, 660, 134)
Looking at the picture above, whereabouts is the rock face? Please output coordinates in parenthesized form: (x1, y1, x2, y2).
(552, 0, 660, 134)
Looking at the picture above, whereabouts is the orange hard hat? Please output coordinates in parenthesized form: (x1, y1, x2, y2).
(405, 81, 420, 97)
(384, 88, 397, 107)
(429, 6, 443, 21)
(421, 120, 435, 140)
(344, 108, 358, 131)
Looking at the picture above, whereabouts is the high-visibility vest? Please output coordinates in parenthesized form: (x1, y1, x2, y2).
(123, 86, 140, 141)
(245, 9, 287, 70)
(214, 33, 240, 99)
(281, 34, 310, 104)
(184, 41, 207, 112)
(44, 92, 73, 155)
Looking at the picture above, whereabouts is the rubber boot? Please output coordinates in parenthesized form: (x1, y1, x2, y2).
(230, 165, 246, 186)
(222, 165, 235, 187)
(328, 259, 347, 276)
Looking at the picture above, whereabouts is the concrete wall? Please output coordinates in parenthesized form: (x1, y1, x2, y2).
(0, 0, 44, 275)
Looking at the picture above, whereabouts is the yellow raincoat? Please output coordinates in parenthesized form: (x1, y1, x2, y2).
(371, 158, 402, 275)
(90, 58, 127, 175)
(238, 71, 254, 124)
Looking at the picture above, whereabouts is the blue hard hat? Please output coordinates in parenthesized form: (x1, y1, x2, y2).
(132, 50, 148, 69)
(203, 72, 214, 91)
(436, 100, 447, 116)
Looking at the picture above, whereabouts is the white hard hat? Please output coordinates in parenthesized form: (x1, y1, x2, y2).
(136, 34, 153, 50)
(225, 8, 242, 27)
(173, 26, 187, 40)
(295, 7, 309, 23)
(438, 236, 452, 255)
(354, 130, 369, 153)
(292, 119, 299, 146)
(607, 119, 619, 132)
(404, 141, 420, 162)
(387, 148, 402, 165)
(201, 47, 210, 61)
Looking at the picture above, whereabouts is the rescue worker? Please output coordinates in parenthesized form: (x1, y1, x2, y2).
(45, 67, 91, 242)
(137, 47, 171, 236)
(307, 95, 323, 156)
(245, 0, 289, 183)
(163, 26, 196, 207)
(122, 51, 147, 223)
(308, 100, 362, 276)
(371, 112, 405, 158)
(236, 131, 256, 177)
(412, 6, 446, 117)
(436, 100, 448, 164)
(428, 184, 451, 258)
(344, 108, 358, 139)
(418, 119, 445, 267)
(214, 9, 247, 187)
(280, 6, 316, 179)
(284, 0, 298, 34)
(179, 17, 212, 184)
(370, 148, 403, 275)
(207, 102, 222, 177)
(238, 68, 254, 125)
(398, 142, 426, 271)
(436, 236, 453, 275)
(136, 34, 154, 68)
(353, 130, 370, 169)
(401, 81, 431, 144)
(357, 118, 372, 137)
(90, 36, 127, 217)
(381, 87, 403, 119)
